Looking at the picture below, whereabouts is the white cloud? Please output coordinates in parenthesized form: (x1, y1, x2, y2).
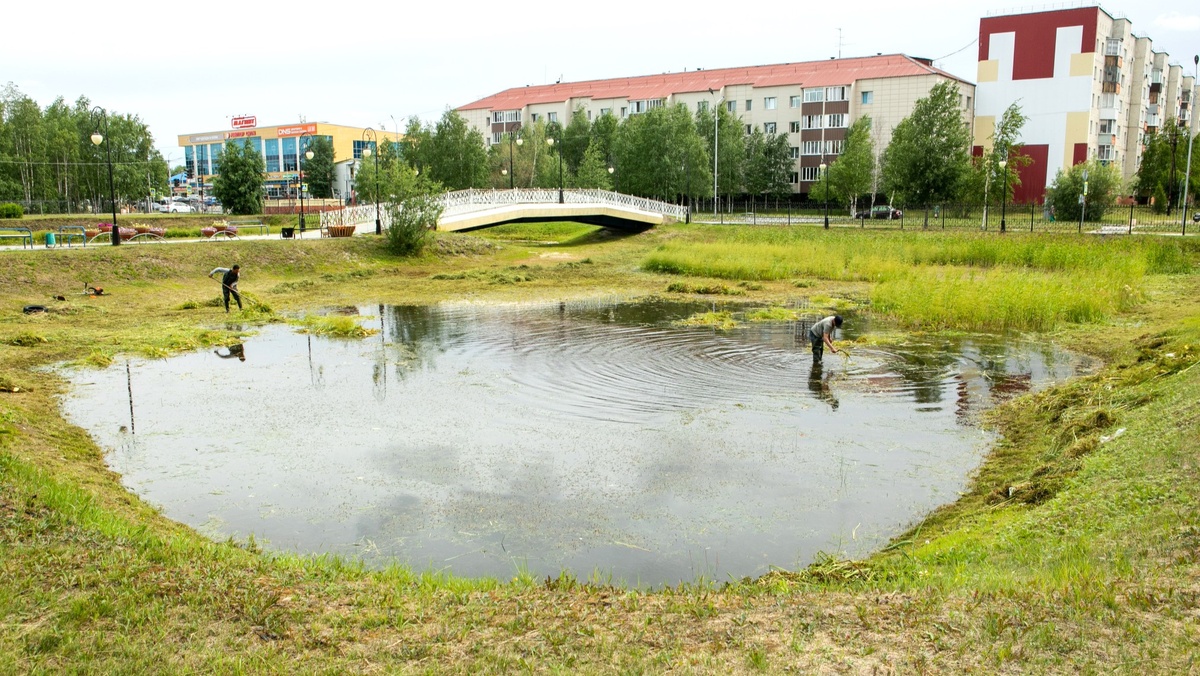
(1153, 12, 1200, 32)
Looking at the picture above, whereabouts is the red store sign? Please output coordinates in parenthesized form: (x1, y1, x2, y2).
(231, 115, 257, 129)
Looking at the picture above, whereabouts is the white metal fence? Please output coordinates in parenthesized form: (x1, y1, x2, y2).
(319, 189, 687, 230)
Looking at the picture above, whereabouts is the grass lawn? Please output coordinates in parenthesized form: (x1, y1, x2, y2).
(1, 222, 1199, 673)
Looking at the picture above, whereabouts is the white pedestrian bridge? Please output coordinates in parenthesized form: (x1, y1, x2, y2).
(321, 189, 688, 234)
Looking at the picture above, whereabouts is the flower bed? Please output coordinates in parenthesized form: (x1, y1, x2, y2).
(327, 225, 356, 238)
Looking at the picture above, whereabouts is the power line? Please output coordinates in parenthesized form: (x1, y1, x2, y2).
(934, 38, 979, 63)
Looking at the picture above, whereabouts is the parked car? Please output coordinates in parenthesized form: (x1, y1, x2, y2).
(855, 205, 903, 220)
(156, 199, 194, 213)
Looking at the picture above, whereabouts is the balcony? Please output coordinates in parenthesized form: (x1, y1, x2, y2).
(1102, 82, 1121, 94)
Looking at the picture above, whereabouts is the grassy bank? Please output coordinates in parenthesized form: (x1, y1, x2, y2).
(2, 223, 1199, 672)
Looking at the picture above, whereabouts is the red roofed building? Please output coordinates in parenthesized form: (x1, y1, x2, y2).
(458, 54, 974, 196)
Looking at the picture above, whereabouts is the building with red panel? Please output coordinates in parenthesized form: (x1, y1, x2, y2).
(975, 6, 1195, 204)
(459, 54, 974, 196)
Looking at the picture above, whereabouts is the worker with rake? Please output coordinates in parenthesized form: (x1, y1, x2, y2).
(808, 315, 843, 364)
(208, 264, 242, 313)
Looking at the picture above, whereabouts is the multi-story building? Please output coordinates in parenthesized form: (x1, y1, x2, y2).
(975, 6, 1196, 203)
(458, 54, 974, 196)
(177, 120, 398, 198)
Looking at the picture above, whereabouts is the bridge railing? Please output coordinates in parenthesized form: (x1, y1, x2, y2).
(319, 203, 392, 230)
(438, 188, 688, 221)
(319, 188, 687, 229)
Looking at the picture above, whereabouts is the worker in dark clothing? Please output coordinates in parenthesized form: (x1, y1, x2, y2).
(808, 315, 843, 363)
(208, 265, 242, 313)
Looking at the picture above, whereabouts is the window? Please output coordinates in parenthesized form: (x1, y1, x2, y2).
(763, 122, 777, 134)
(548, 112, 557, 123)
(826, 113, 846, 128)
(264, 139, 279, 173)
(824, 140, 844, 154)
(764, 97, 776, 110)
(281, 137, 297, 171)
(825, 86, 847, 101)
(492, 110, 520, 123)
(861, 91, 873, 104)
(790, 95, 802, 108)
(726, 100, 736, 112)
(196, 144, 209, 176)
(352, 139, 375, 160)
(531, 113, 540, 122)
(790, 121, 801, 133)
(631, 99, 665, 114)
(745, 124, 753, 135)
(620, 107, 627, 117)
(802, 140, 822, 155)
(802, 166, 820, 181)
(803, 115, 822, 129)
(698, 100, 709, 112)
(803, 88, 824, 103)
(492, 132, 503, 144)
(1099, 119, 1115, 134)
(745, 99, 752, 111)
(789, 146, 800, 159)
(790, 172, 799, 184)
(600, 107, 612, 116)
(1098, 145, 1113, 160)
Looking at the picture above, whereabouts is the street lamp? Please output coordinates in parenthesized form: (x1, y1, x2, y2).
(299, 132, 314, 234)
(546, 129, 564, 204)
(998, 158, 1008, 233)
(89, 106, 120, 246)
(507, 131, 523, 190)
(708, 88, 723, 217)
(362, 128, 381, 235)
(1184, 55, 1198, 228)
(819, 162, 829, 229)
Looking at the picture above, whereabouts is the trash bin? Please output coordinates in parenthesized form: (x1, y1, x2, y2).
(45, 231, 56, 248)
(281, 227, 295, 239)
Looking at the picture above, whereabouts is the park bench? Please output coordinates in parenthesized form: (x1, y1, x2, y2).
(55, 225, 87, 247)
(227, 219, 269, 236)
(0, 226, 33, 249)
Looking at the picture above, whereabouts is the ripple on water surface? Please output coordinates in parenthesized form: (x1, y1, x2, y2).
(60, 299, 1094, 587)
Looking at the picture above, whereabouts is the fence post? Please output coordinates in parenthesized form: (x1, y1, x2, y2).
(1030, 203, 1035, 233)
(1130, 201, 1134, 235)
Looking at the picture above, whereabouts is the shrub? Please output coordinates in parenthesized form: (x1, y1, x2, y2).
(0, 203, 24, 219)
(383, 193, 442, 256)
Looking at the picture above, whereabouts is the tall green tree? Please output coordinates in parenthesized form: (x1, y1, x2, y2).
(881, 80, 973, 224)
(212, 139, 265, 215)
(354, 137, 427, 203)
(743, 128, 792, 201)
(827, 117, 876, 214)
(562, 107, 592, 175)
(1046, 159, 1121, 222)
(613, 104, 708, 201)
(302, 136, 335, 198)
(1135, 119, 1190, 212)
(425, 109, 488, 190)
(573, 143, 614, 190)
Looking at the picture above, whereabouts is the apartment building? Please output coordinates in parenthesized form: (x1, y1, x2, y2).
(975, 6, 1196, 203)
(458, 54, 974, 195)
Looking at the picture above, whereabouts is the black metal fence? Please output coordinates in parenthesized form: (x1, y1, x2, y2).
(688, 199, 1200, 235)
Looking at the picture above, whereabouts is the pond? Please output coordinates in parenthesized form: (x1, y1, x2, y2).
(60, 299, 1094, 587)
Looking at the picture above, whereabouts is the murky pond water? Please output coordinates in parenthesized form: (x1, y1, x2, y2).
(61, 299, 1093, 587)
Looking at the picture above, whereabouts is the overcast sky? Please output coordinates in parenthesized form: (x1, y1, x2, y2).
(4, 0, 1198, 166)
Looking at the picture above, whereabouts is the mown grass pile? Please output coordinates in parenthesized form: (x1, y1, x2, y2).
(644, 228, 1196, 330)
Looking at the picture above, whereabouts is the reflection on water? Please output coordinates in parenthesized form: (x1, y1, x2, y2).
(61, 299, 1094, 587)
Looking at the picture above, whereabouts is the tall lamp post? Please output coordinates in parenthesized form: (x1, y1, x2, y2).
(507, 130, 523, 189)
(998, 158, 1008, 233)
(90, 106, 120, 246)
(708, 88, 723, 217)
(819, 162, 829, 229)
(1184, 54, 1199, 228)
(299, 132, 314, 235)
(361, 128, 381, 235)
(546, 127, 564, 203)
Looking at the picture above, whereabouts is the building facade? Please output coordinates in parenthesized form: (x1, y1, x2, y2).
(458, 54, 975, 196)
(177, 121, 397, 198)
(975, 6, 1195, 203)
